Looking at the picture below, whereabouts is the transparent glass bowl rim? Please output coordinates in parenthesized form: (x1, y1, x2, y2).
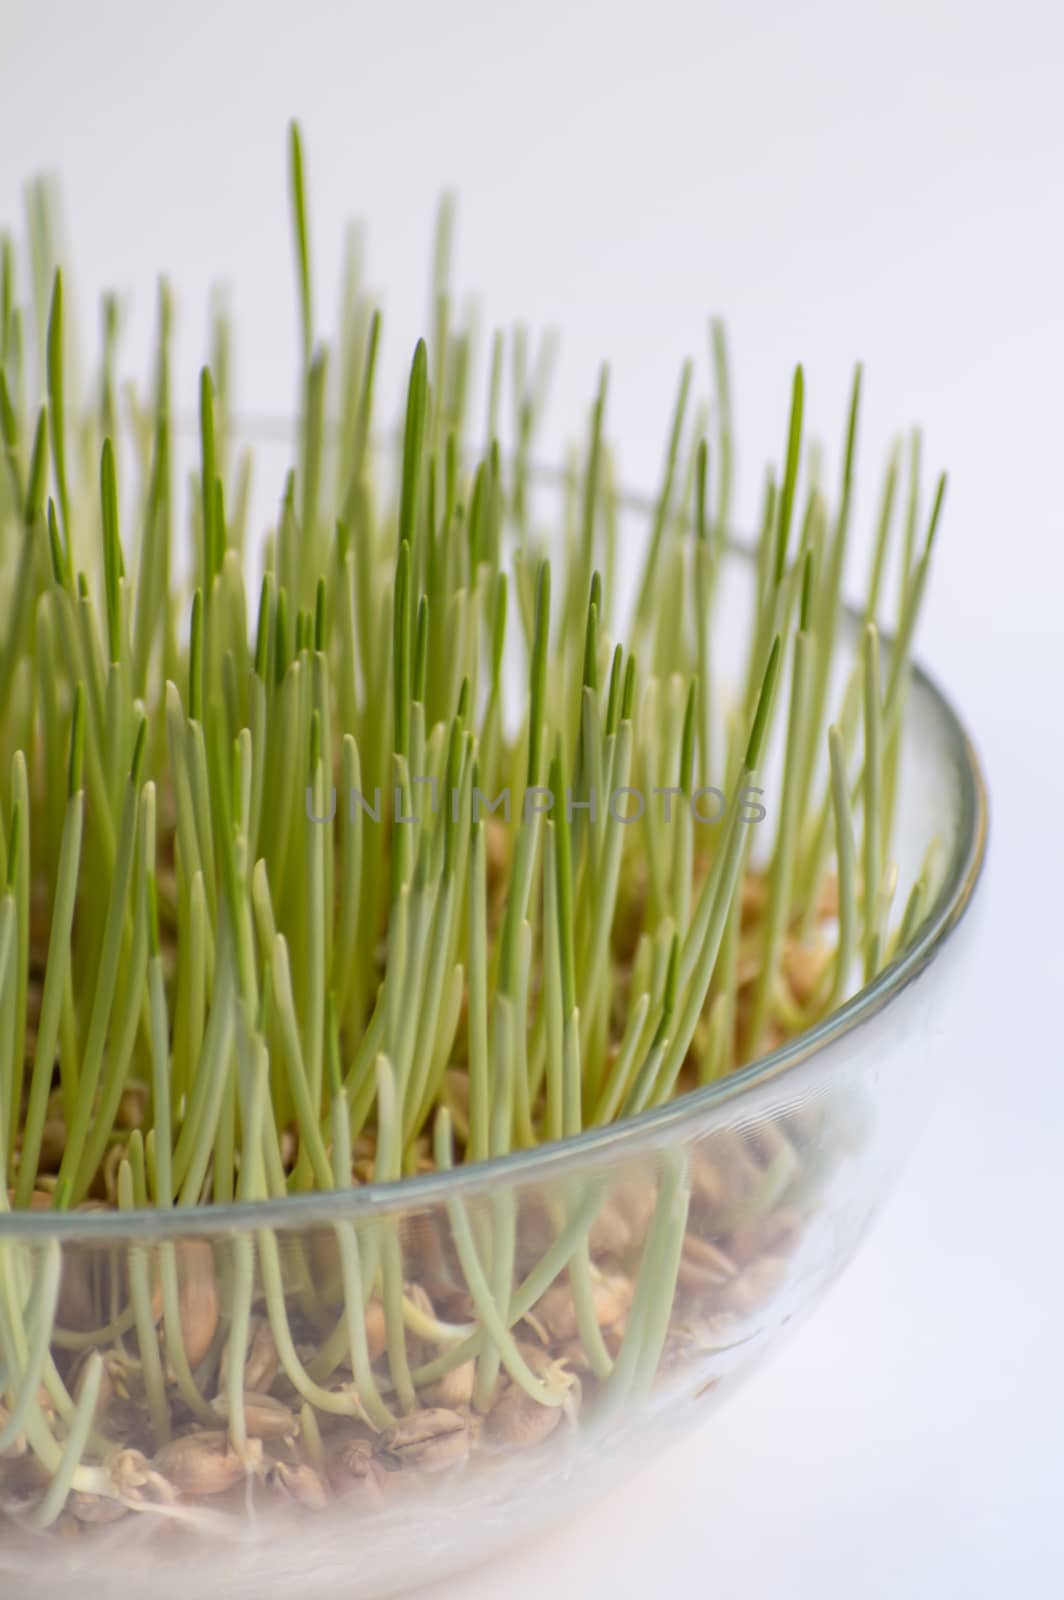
(0, 473, 990, 1240)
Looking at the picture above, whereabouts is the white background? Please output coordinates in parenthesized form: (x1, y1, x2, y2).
(1, 1, 1063, 1594)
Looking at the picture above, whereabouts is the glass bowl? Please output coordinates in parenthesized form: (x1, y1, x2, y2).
(0, 485, 987, 1598)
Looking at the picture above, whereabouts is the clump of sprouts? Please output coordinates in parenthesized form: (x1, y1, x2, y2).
(0, 121, 951, 1547)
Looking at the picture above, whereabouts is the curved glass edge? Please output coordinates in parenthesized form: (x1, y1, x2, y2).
(0, 529, 989, 1244)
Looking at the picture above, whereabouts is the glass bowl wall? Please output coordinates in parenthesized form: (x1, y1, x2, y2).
(0, 487, 987, 1598)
